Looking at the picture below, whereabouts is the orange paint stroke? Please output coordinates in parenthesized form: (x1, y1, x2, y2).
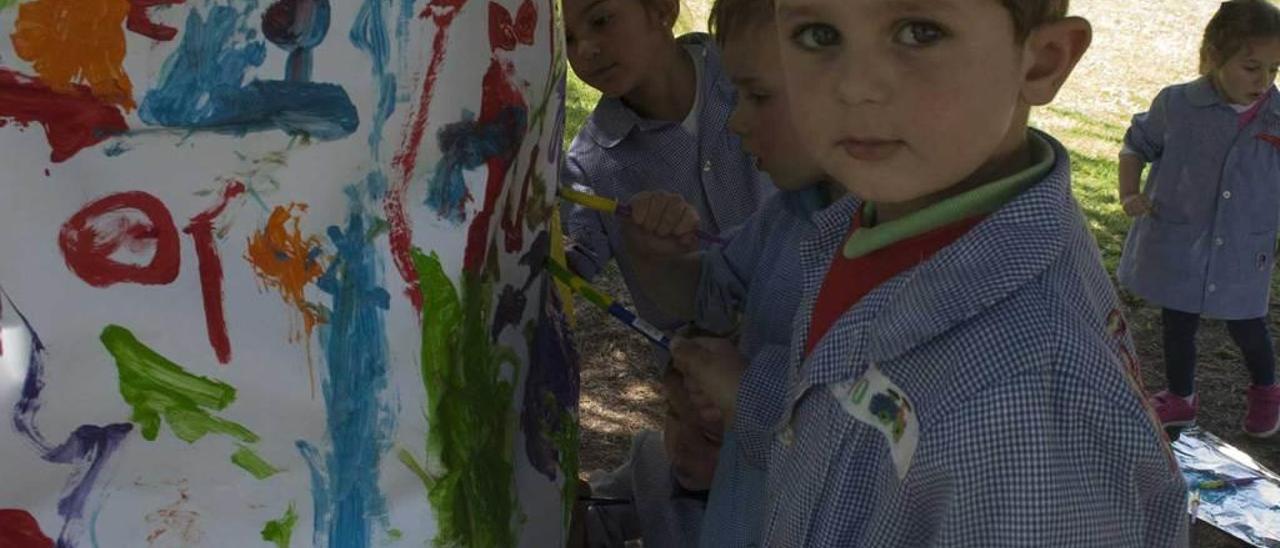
(246, 204, 327, 391)
(11, 0, 136, 110)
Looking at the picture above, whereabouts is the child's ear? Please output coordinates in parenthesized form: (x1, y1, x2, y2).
(647, 0, 680, 30)
(1020, 16, 1092, 106)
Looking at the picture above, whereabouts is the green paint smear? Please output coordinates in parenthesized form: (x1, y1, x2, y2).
(550, 407, 580, 533)
(386, 529, 403, 541)
(101, 325, 258, 444)
(231, 445, 281, 480)
(0, 0, 21, 11)
(260, 502, 298, 548)
(404, 249, 520, 548)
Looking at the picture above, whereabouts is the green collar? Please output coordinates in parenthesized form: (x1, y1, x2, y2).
(843, 133, 1056, 260)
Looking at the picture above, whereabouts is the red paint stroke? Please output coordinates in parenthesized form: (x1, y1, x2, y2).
(126, 0, 187, 41)
(463, 58, 527, 274)
(515, 0, 537, 46)
(0, 509, 54, 548)
(59, 191, 181, 288)
(501, 144, 539, 253)
(183, 182, 247, 365)
(488, 0, 535, 51)
(386, 0, 469, 311)
(0, 69, 128, 163)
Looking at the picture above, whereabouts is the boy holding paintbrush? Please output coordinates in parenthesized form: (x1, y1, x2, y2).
(560, 0, 774, 354)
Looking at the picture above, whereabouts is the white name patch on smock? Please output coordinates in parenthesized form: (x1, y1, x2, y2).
(830, 365, 919, 479)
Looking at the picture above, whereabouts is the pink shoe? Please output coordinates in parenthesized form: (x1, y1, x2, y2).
(1244, 384, 1280, 438)
(1149, 390, 1197, 428)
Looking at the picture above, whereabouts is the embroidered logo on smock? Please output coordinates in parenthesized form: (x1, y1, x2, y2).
(1107, 308, 1142, 384)
(1257, 133, 1280, 150)
(830, 365, 919, 479)
(1107, 308, 1180, 474)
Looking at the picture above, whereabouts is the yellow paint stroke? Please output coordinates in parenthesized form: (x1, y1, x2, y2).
(246, 204, 327, 392)
(550, 207, 575, 325)
(10, 0, 136, 109)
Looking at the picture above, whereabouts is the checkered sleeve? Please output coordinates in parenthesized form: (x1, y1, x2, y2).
(1123, 88, 1171, 164)
(926, 365, 1188, 547)
(733, 343, 790, 471)
(563, 155, 613, 281)
(693, 212, 767, 333)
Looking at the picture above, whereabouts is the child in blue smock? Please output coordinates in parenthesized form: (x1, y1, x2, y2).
(619, 0, 840, 544)
(1118, 0, 1280, 438)
(561, 0, 774, 340)
(673, 0, 1190, 544)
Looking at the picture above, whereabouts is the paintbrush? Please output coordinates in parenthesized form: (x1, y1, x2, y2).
(545, 258, 672, 349)
(1193, 476, 1263, 490)
(558, 187, 726, 245)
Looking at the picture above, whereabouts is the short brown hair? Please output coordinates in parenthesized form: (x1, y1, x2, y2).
(708, 0, 774, 45)
(1001, 0, 1070, 42)
(1199, 0, 1280, 75)
(710, 1, 1065, 45)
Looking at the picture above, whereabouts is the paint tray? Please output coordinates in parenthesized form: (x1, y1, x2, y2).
(1174, 427, 1280, 547)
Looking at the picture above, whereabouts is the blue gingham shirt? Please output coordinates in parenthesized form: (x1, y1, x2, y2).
(760, 132, 1189, 546)
(693, 188, 832, 548)
(563, 33, 775, 334)
(1118, 77, 1280, 320)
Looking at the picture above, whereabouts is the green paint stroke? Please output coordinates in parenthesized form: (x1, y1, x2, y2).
(100, 325, 258, 444)
(0, 0, 21, 11)
(550, 407, 580, 533)
(260, 502, 298, 548)
(404, 249, 520, 548)
(232, 445, 281, 480)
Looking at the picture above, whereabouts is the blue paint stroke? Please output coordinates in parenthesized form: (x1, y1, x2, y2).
(103, 142, 132, 157)
(4, 290, 133, 548)
(296, 189, 396, 548)
(262, 0, 332, 82)
(351, 0, 397, 157)
(397, 0, 418, 83)
(520, 271, 580, 481)
(139, 1, 358, 141)
(428, 107, 527, 223)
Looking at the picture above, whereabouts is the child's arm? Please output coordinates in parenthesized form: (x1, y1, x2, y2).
(1118, 153, 1152, 217)
(1118, 88, 1171, 218)
(621, 192, 704, 320)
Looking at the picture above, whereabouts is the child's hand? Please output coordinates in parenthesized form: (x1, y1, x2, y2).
(671, 336, 747, 426)
(622, 191, 700, 258)
(1122, 194, 1153, 217)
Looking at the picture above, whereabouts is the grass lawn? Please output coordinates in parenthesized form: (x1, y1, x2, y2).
(567, 3, 1276, 545)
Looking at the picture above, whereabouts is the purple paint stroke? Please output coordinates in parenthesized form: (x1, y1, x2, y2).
(4, 289, 132, 548)
(490, 231, 550, 337)
(520, 274, 580, 481)
(263, 0, 331, 82)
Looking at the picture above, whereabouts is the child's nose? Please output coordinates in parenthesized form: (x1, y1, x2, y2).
(575, 39, 601, 61)
(835, 52, 891, 106)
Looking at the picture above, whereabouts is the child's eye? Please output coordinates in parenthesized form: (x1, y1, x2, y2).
(893, 20, 946, 47)
(590, 13, 613, 28)
(747, 91, 771, 104)
(790, 23, 841, 51)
